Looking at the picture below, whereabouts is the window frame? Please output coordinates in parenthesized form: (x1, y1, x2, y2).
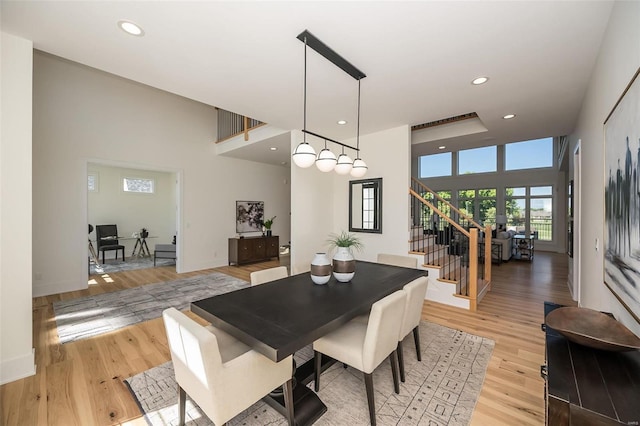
(122, 176, 155, 194)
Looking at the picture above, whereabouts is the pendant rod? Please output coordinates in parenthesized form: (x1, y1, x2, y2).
(303, 36, 307, 143)
(356, 79, 361, 153)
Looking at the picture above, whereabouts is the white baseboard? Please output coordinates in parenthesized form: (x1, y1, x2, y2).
(0, 348, 36, 385)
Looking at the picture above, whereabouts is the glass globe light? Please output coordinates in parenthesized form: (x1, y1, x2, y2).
(350, 158, 368, 177)
(292, 142, 316, 168)
(334, 153, 353, 175)
(316, 148, 337, 172)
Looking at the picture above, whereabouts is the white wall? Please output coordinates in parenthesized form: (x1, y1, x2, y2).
(0, 33, 36, 384)
(569, 1, 640, 335)
(290, 131, 335, 274)
(88, 164, 176, 258)
(333, 126, 413, 260)
(32, 51, 290, 296)
(290, 125, 412, 273)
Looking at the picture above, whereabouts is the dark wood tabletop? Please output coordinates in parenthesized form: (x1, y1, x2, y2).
(191, 260, 427, 362)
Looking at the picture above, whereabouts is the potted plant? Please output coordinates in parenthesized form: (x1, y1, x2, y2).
(263, 216, 276, 237)
(327, 231, 363, 282)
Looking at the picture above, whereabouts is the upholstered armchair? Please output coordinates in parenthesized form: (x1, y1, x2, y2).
(250, 266, 288, 286)
(162, 308, 294, 426)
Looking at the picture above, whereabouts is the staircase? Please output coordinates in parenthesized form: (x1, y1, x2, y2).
(409, 178, 492, 311)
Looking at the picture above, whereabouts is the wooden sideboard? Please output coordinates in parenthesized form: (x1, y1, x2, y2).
(542, 302, 640, 425)
(228, 236, 279, 266)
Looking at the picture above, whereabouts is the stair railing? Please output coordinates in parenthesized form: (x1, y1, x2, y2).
(216, 108, 265, 143)
(410, 182, 491, 311)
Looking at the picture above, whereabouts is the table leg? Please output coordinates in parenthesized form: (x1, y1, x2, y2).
(132, 238, 141, 257)
(263, 356, 329, 426)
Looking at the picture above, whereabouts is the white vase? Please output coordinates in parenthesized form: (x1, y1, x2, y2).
(310, 253, 332, 285)
(332, 247, 355, 282)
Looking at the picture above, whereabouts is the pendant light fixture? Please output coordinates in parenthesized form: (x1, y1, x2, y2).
(292, 36, 316, 168)
(316, 139, 337, 172)
(293, 30, 367, 177)
(335, 147, 353, 175)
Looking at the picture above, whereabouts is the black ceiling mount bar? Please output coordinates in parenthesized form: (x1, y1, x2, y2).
(297, 30, 366, 81)
(302, 129, 358, 151)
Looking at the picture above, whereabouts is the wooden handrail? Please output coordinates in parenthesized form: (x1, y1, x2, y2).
(216, 122, 267, 144)
(411, 177, 483, 229)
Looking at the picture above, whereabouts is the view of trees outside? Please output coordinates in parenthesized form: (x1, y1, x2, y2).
(420, 186, 553, 241)
(506, 186, 553, 240)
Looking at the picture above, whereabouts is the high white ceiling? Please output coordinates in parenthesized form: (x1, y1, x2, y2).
(1, 1, 613, 166)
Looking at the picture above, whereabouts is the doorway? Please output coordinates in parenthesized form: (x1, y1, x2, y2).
(86, 160, 181, 277)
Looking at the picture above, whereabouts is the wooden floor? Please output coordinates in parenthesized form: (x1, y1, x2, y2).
(1, 253, 573, 425)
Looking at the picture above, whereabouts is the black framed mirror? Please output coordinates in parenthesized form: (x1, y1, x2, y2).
(349, 177, 382, 234)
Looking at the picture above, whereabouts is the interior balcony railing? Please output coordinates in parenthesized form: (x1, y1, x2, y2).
(216, 108, 265, 143)
(410, 178, 492, 311)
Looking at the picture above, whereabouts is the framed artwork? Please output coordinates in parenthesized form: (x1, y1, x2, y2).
(604, 67, 640, 324)
(236, 201, 264, 233)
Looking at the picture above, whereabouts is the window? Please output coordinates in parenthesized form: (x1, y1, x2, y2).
(419, 152, 452, 178)
(123, 177, 155, 194)
(505, 185, 553, 241)
(458, 146, 497, 174)
(458, 188, 497, 225)
(362, 184, 375, 229)
(505, 137, 553, 171)
(530, 186, 552, 241)
(88, 173, 98, 192)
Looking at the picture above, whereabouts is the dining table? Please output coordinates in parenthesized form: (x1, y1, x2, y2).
(191, 260, 427, 425)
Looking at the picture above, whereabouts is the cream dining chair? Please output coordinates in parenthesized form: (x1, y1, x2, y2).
(377, 253, 418, 268)
(397, 276, 429, 382)
(313, 290, 406, 426)
(162, 308, 294, 426)
(250, 266, 288, 286)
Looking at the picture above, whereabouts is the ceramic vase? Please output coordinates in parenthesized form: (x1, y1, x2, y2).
(332, 247, 355, 282)
(310, 253, 332, 285)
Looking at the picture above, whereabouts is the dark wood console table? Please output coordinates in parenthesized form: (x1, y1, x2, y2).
(542, 302, 640, 425)
(228, 235, 279, 265)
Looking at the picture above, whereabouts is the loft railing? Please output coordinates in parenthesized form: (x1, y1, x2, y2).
(216, 109, 265, 143)
(409, 179, 492, 311)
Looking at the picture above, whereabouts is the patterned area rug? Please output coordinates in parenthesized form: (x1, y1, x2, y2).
(125, 322, 494, 426)
(53, 272, 248, 344)
(90, 255, 175, 274)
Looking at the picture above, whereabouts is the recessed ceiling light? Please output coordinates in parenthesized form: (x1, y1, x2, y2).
(438, 146, 446, 150)
(472, 77, 489, 85)
(503, 114, 516, 119)
(270, 147, 277, 151)
(337, 120, 347, 125)
(118, 20, 144, 37)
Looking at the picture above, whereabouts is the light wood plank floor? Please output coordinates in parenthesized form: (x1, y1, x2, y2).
(1, 252, 573, 425)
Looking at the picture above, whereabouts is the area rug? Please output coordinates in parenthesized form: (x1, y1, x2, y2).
(125, 322, 494, 426)
(90, 256, 175, 275)
(53, 272, 248, 344)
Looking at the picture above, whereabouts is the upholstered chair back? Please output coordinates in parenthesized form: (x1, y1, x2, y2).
(377, 253, 418, 269)
(399, 277, 429, 340)
(362, 290, 406, 373)
(250, 266, 288, 286)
